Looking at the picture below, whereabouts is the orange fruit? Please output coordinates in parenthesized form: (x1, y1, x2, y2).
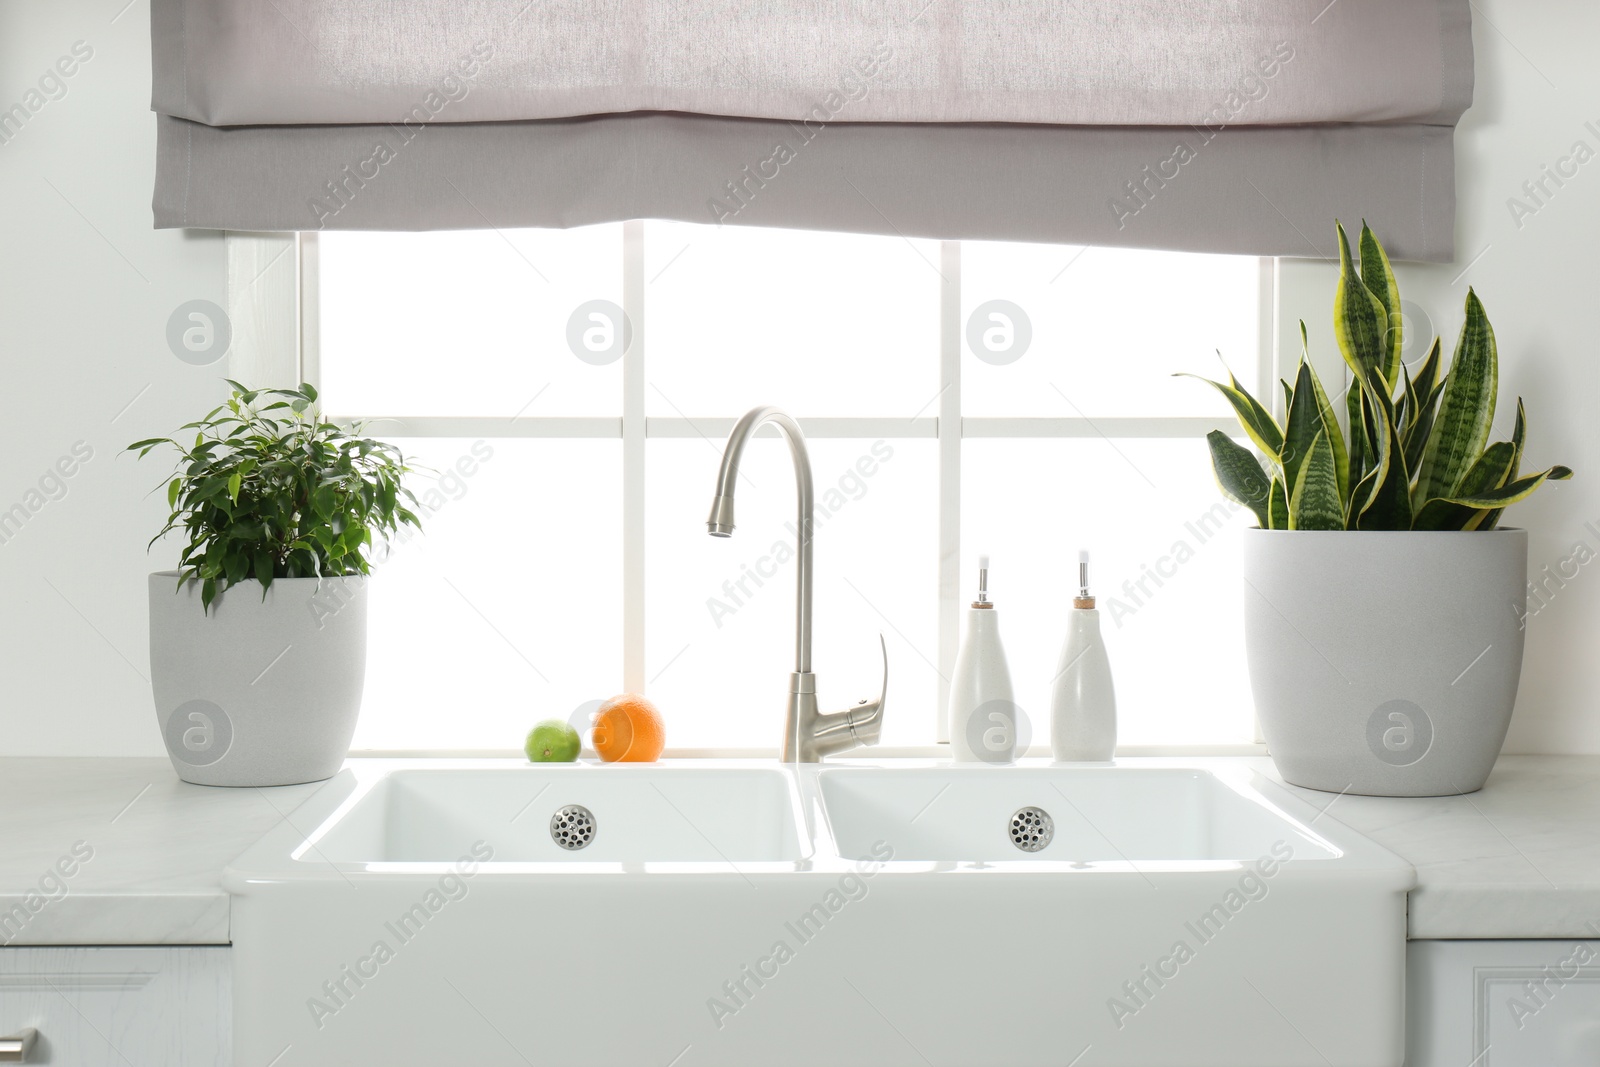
(592, 693, 666, 763)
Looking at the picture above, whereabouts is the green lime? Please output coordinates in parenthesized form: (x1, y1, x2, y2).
(525, 720, 581, 763)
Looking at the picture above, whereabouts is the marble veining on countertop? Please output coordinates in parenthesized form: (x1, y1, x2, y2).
(1, 754, 1598, 944)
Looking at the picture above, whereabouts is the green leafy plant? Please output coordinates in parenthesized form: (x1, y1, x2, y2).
(128, 382, 422, 610)
(1184, 222, 1571, 531)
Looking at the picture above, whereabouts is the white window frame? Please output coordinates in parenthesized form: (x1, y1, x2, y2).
(226, 226, 1291, 757)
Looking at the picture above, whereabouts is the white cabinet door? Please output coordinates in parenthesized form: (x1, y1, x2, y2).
(1410, 940, 1600, 1067)
(0, 947, 228, 1066)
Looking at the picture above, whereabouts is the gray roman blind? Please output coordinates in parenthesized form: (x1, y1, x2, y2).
(150, 0, 1474, 260)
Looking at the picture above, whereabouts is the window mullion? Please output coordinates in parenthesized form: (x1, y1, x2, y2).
(937, 240, 961, 744)
(1255, 256, 1274, 748)
(1258, 256, 1278, 417)
(622, 221, 647, 692)
(299, 232, 320, 387)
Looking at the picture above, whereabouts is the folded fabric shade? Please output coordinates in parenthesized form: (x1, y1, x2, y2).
(150, 0, 1473, 260)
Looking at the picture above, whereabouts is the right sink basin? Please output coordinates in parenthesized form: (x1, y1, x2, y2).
(816, 764, 1333, 864)
(804, 760, 1416, 1066)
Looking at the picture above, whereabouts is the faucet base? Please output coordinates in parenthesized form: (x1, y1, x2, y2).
(782, 672, 818, 763)
(782, 636, 887, 763)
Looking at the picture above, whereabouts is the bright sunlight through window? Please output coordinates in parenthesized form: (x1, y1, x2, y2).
(312, 223, 1266, 753)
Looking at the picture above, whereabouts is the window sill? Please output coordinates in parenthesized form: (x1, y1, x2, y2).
(347, 744, 1270, 759)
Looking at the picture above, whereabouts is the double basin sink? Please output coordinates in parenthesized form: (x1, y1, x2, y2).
(228, 759, 1413, 1066)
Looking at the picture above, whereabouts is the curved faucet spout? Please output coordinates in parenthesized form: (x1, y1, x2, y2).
(705, 406, 814, 675)
(706, 406, 885, 762)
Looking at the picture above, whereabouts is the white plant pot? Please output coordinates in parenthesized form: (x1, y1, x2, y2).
(148, 571, 367, 787)
(1243, 529, 1527, 797)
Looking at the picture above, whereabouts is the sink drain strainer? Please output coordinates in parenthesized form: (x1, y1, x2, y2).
(551, 804, 597, 850)
(1010, 807, 1054, 852)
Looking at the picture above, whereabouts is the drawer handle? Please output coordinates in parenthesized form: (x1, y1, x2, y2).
(0, 1029, 37, 1063)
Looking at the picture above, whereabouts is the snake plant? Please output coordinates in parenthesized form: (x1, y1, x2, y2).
(1184, 222, 1571, 531)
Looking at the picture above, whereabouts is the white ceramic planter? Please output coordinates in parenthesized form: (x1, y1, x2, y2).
(148, 572, 368, 787)
(1243, 529, 1527, 797)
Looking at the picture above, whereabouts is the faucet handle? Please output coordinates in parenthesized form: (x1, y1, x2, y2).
(848, 633, 888, 745)
(806, 634, 888, 759)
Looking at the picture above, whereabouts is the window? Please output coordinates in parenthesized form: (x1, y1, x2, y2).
(303, 222, 1270, 754)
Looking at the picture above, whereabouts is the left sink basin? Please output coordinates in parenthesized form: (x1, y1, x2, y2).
(305, 764, 808, 864)
(227, 760, 825, 1067)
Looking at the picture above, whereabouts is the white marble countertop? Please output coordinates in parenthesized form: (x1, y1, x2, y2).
(0, 754, 1596, 944)
(1262, 754, 1600, 939)
(0, 758, 321, 946)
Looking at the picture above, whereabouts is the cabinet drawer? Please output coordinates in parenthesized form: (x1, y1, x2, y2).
(0, 947, 228, 1066)
(1410, 939, 1600, 1067)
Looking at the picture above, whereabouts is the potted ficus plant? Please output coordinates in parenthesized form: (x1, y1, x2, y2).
(1187, 222, 1572, 797)
(128, 382, 421, 787)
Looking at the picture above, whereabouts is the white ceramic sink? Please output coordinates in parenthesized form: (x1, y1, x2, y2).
(228, 758, 1413, 1067)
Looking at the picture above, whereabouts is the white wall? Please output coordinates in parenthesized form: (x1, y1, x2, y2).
(1, 1, 224, 756)
(2, 0, 1596, 756)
